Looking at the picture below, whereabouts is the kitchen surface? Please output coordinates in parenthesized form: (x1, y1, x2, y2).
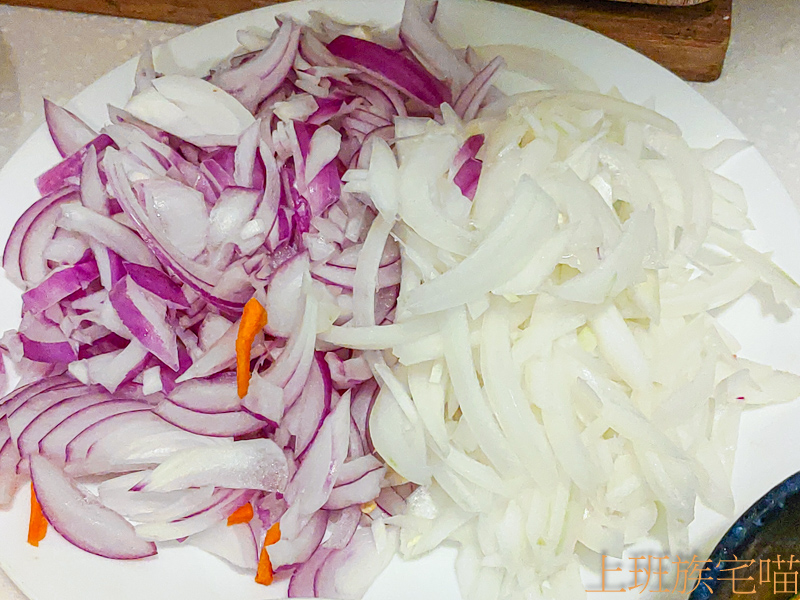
(0, 0, 800, 598)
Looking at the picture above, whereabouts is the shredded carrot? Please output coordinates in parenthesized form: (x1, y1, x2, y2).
(27, 483, 47, 547)
(254, 522, 282, 587)
(226, 502, 254, 526)
(236, 297, 268, 399)
(255, 548, 274, 586)
(264, 522, 281, 546)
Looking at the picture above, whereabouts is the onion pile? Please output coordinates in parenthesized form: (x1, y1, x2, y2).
(0, 1, 505, 597)
(337, 90, 800, 598)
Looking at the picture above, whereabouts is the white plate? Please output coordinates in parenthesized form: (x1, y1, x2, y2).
(2, 1, 800, 599)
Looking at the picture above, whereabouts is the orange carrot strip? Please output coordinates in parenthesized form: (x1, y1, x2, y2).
(236, 297, 268, 398)
(27, 483, 47, 547)
(255, 546, 274, 586)
(226, 502, 254, 526)
(254, 523, 282, 586)
(265, 522, 281, 546)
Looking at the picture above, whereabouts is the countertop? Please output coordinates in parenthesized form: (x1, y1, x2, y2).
(0, 0, 799, 598)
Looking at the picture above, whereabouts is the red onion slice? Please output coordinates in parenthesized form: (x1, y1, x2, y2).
(453, 55, 504, 121)
(399, 0, 474, 96)
(84, 415, 226, 473)
(21, 254, 100, 314)
(270, 509, 328, 571)
(264, 252, 309, 337)
(323, 462, 385, 510)
(134, 489, 254, 542)
(154, 400, 266, 437)
(98, 473, 217, 523)
(17, 392, 114, 460)
(279, 353, 332, 458)
(39, 399, 150, 464)
(20, 334, 78, 364)
(124, 263, 190, 309)
(167, 374, 242, 414)
(7, 385, 99, 450)
(187, 520, 259, 570)
(36, 134, 115, 197)
(43, 98, 98, 159)
(110, 275, 179, 371)
(327, 35, 449, 109)
(65, 406, 157, 467)
(314, 526, 399, 599)
(281, 393, 350, 537)
(30, 454, 157, 559)
(321, 506, 361, 550)
(138, 438, 288, 493)
(0, 375, 77, 421)
(0, 420, 22, 507)
(287, 546, 332, 598)
(58, 203, 160, 269)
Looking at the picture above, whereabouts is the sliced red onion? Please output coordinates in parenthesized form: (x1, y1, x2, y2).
(64, 402, 154, 464)
(350, 380, 379, 449)
(20, 333, 77, 364)
(399, 0, 474, 96)
(374, 486, 407, 517)
(21, 253, 99, 314)
(234, 120, 261, 188)
(36, 134, 115, 196)
(137, 438, 288, 493)
(39, 399, 150, 465)
(43, 98, 98, 159)
(327, 35, 449, 109)
(97, 473, 215, 522)
(0, 375, 76, 420)
(134, 43, 156, 93)
(72, 340, 150, 393)
(125, 263, 190, 309)
(0, 420, 22, 506)
(30, 454, 157, 559)
(321, 505, 361, 550)
(17, 392, 113, 460)
(264, 251, 309, 337)
(140, 178, 210, 261)
(241, 372, 284, 424)
(84, 416, 227, 473)
(188, 520, 259, 570)
(207, 186, 261, 249)
(176, 319, 238, 382)
(453, 157, 482, 201)
(453, 133, 484, 171)
(323, 461, 385, 510)
(104, 150, 250, 310)
(135, 488, 254, 542)
(281, 393, 350, 538)
(7, 383, 97, 449)
(453, 56, 504, 121)
(287, 546, 333, 598)
(9, 188, 81, 287)
(110, 275, 179, 371)
(314, 526, 399, 599)
(168, 374, 242, 414)
(270, 509, 328, 571)
(211, 19, 301, 111)
(279, 353, 332, 458)
(58, 203, 160, 268)
(154, 399, 266, 437)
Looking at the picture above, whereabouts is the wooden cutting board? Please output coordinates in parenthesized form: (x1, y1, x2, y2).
(3, 0, 732, 81)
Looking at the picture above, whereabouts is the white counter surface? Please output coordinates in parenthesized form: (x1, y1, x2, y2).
(0, 1, 799, 598)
